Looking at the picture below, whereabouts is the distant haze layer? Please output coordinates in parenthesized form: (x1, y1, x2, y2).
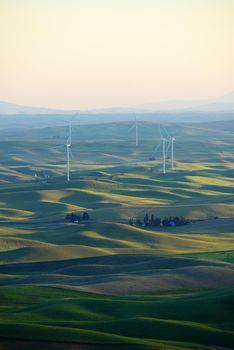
(1, 0, 234, 110)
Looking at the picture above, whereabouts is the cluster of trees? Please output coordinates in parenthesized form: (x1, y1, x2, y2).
(65, 212, 90, 223)
(129, 213, 189, 227)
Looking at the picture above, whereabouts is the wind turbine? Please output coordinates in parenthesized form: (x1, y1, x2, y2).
(66, 121, 72, 182)
(150, 136, 168, 174)
(162, 137, 166, 174)
(128, 115, 139, 147)
(160, 125, 176, 172)
(128, 114, 147, 147)
(63, 113, 79, 182)
(171, 137, 175, 170)
(150, 125, 176, 174)
(165, 136, 176, 170)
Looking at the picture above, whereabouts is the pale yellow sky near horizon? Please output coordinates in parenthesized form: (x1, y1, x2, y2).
(0, 0, 234, 110)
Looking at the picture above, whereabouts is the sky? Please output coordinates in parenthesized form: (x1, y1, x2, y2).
(0, 0, 234, 110)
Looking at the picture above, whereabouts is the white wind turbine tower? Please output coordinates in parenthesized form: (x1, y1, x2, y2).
(150, 136, 168, 174)
(64, 113, 79, 182)
(161, 125, 176, 171)
(162, 137, 166, 174)
(128, 114, 140, 147)
(158, 125, 167, 174)
(66, 121, 72, 182)
(171, 136, 175, 170)
(150, 125, 176, 174)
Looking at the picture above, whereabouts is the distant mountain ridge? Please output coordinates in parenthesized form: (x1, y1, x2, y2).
(0, 101, 77, 115)
(132, 91, 234, 113)
(79, 91, 234, 114)
(1, 91, 234, 115)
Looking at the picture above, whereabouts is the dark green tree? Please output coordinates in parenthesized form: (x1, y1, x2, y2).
(150, 214, 154, 226)
(129, 218, 134, 226)
(174, 216, 180, 226)
(143, 213, 149, 226)
(162, 217, 170, 227)
(154, 217, 161, 227)
(136, 219, 143, 226)
(82, 212, 90, 221)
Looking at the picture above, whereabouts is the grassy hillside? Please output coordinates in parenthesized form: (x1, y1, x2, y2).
(0, 285, 233, 349)
(0, 120, 234, 349)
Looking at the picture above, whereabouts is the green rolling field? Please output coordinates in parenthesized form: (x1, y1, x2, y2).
(0, 119, 234, 349)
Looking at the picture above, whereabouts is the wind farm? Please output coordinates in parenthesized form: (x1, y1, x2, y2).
(1, 0, 234, 349)
(0, 111, 234, 349)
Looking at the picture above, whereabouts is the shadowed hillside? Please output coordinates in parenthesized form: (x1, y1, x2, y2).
(0, 120, 234, 349)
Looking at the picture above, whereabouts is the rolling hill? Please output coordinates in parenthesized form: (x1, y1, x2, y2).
(0, 119, 234, 349)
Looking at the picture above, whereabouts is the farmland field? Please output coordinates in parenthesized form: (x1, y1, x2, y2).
(0, 119, 234, 349)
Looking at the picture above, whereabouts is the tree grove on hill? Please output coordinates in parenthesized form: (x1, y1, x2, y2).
(129, 214, 189, 227)
(65, 212, 90, 223)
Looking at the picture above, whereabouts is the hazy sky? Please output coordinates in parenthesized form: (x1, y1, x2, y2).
(1, 0, 234, 110)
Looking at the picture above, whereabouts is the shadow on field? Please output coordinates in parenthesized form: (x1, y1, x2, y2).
(0, 339, 151, 350)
